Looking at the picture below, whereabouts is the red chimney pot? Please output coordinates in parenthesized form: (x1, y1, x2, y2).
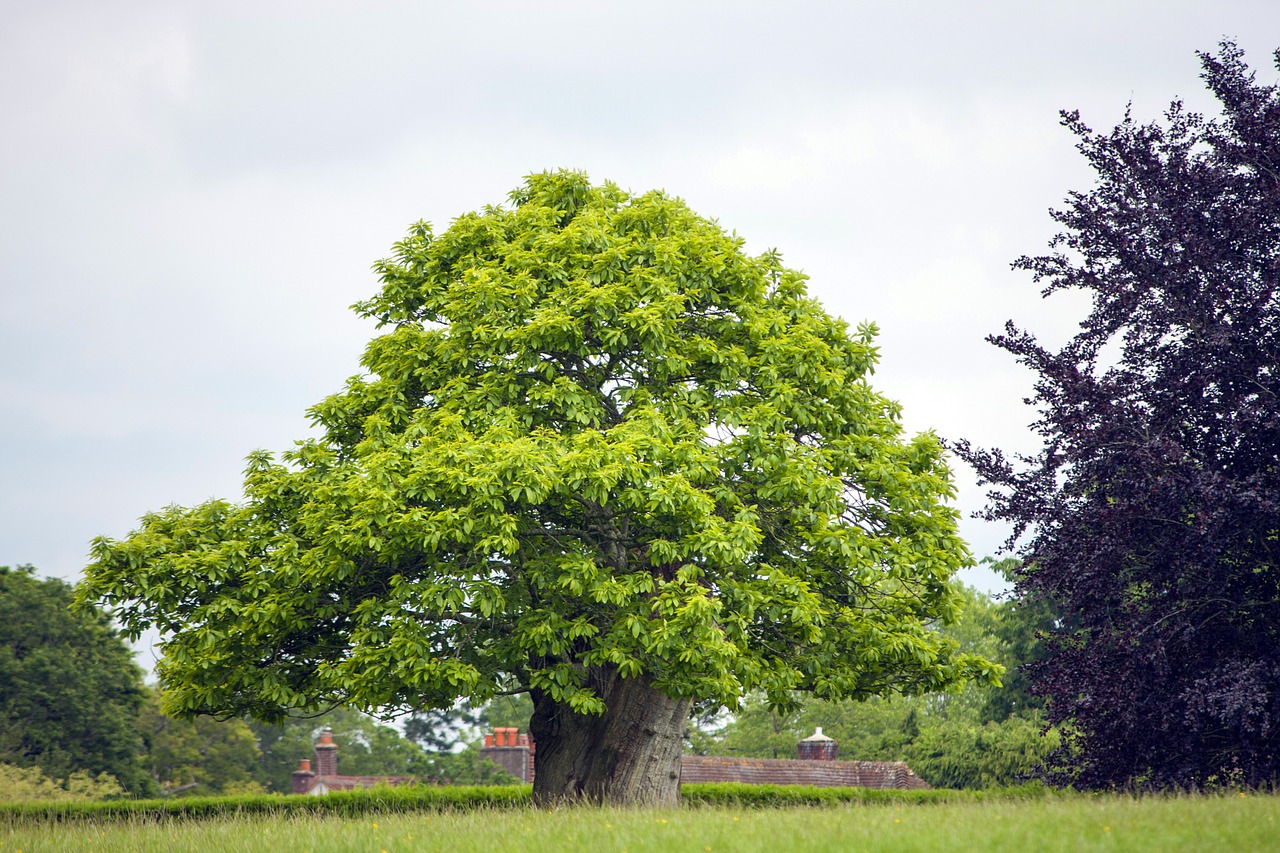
(314, 728, 338, 777)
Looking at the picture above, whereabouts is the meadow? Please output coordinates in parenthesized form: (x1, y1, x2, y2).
(3, 793, 1277, 853)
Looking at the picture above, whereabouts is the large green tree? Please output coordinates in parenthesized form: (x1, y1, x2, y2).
(79, 172, 996, 805)
(0, 566, 154, 796)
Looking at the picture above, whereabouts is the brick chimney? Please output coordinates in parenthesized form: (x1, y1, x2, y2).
(478, 726, 535, 783)
(291, 758, 315, 794)
(314, 729, 338, 777)
(797, 727, 838, 761)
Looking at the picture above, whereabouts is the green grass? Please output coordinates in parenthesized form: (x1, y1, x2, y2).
(3, 794, 1278, 852)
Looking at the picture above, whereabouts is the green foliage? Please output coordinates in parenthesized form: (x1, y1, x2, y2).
(708, 691, 1057, 790)
(974, 559, 1053, 724)
(901, 714, 1059, 789)
(402, 702, 482, 752)
(412, 743, 522, 786)
(479, 694, 534, 730)
(139, 691, 265, 796)
(401, 694, 530, 755)
(0, 565, 154, 796)
(245, 718, 312, 794)
(312, 711, 424, 778)
(78, 171, 994, 732)
(399, 694, 534, 782)
(252, 705, 425, 793)
(703, 580, 1057, 787)
(680, 782, 1047, 807)
(0, 763, 124, 803)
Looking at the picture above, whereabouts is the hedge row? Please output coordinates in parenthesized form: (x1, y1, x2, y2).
(0, 783, 532, 824)
(681, 782, 1049, 807)
(0, 782, 1049, 824)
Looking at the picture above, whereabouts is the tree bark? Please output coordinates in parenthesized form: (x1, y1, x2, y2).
(529, 667, 691, 806)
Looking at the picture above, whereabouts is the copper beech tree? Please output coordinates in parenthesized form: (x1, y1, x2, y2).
(79, 172, 996, 805)
(956, 43, 1280, 789)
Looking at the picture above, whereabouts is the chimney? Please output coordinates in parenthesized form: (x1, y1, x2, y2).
(478, 726, 535, 783)
(315, 729, 338, 777)
(797, 727, 838, 761)
(291, 758, 315, 794)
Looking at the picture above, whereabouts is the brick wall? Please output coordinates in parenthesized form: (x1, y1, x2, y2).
(678, 755, 930, 789)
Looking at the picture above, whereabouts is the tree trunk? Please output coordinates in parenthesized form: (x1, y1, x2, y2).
(528, 667, 691, 806)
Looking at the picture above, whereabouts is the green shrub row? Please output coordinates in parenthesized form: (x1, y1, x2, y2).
(0, 783, 533, 824)
(681, 782, 1050, 807)
(0, 782, 1051, 824)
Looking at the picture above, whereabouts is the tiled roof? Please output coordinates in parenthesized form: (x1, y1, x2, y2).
(303, 774, 417, 793)
(679, 756, 930, 789)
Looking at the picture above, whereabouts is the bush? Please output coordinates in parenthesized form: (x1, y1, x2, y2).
(0, 763, 125, 803)
(680, 782, 1049, 808)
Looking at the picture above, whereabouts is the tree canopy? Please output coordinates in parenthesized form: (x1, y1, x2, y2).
(80, 171, 996, 803)
(0, 565, 154, 796)
(956, 42, 1280, 789)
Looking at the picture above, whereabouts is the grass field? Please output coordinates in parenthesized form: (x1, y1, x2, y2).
(3, 794, 1278, 853)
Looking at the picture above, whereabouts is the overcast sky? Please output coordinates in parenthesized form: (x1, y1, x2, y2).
(3, 1, 1278, 602)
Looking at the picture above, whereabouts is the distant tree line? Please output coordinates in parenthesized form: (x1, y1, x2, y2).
(0, 565, 520, 800)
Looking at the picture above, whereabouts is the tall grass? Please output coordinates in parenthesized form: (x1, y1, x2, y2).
(3, 794, 1277, 852)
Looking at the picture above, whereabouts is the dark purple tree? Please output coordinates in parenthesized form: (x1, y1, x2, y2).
(955, 42, 1280, 789)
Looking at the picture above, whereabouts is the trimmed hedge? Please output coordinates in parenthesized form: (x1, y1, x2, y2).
(0, 782, 1051, 824)
(681, 782, 1050, 808)
(0, 783, 532, 824)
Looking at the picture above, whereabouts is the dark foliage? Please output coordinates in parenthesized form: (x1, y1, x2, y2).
(954, 42, 1280, 789)
(0, 566, 154, 796)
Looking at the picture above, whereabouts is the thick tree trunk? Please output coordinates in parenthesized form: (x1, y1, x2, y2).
(528, 667, 691, 806)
